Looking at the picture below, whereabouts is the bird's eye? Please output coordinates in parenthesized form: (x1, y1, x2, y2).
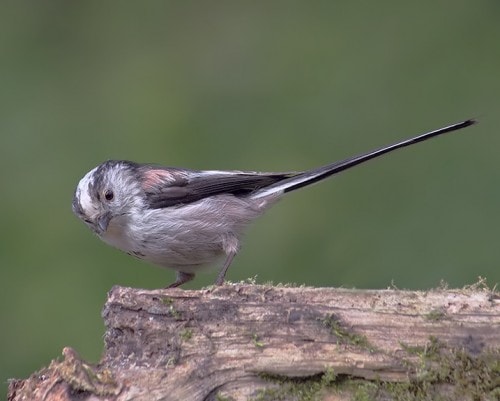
(104, 190, 114, 201)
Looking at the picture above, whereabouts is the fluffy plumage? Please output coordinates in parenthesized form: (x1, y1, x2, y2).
(72, 119, 475, 287)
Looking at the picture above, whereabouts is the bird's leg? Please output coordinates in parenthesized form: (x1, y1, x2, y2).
(165, 271, 195, 288)
(214, 252, 236, 286)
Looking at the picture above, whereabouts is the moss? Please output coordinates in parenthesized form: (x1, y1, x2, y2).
(320, 314, 375, 351)
(424, 309, 446, 321)
(346, 381, 379, 401)
(161, 296, 182, 319)
(165, 356, 178, 367)
(180, 328, 193, 341)
(252, 333, 265, 348)
(252, 368, 337, 401)
(252, 338, 499, 400)
(56, 347, 121, 396)
(390, 337, 500, 400)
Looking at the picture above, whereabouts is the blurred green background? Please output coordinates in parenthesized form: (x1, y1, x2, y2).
(1, 1, 499, 396)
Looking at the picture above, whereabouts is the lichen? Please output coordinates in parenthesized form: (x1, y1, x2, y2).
(215, 394, 237, 401)
(56, 347, 121, 396)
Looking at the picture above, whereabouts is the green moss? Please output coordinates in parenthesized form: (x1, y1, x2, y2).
(320, 315, 375, 351)
(180, 328, 193, 341)
(165, 356, 178, 367)
(252, 368, 337, 401)
(252, 333, 265, 348)
(348, 381, 379, 401)
(251, 338, 499, 400)
(390, 337, 500, 400)
(161, 296, 182, 319)
(161, 296, 174, 305)
(424, 309, 446, 321)
(320, 367, 337, 386)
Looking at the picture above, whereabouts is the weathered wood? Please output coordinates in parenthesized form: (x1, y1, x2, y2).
(8, 283, 500, 401)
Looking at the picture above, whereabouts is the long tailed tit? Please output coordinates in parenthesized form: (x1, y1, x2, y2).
(73, 119, 475, 287)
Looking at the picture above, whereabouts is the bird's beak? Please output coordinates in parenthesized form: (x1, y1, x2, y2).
(97, 212, 112, 233)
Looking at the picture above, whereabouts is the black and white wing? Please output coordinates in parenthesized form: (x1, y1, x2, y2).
(137, 165, 298, 209)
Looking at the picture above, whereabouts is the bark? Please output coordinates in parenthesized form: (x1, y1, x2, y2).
(8, 283, 500, 401)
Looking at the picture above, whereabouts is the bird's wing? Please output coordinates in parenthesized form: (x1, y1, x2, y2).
(138, 166, 297, 208)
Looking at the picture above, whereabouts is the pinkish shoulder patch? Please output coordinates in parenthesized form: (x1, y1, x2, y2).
(141, 169, 178, 190)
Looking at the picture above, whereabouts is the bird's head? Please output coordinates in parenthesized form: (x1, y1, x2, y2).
(72, 160, 142, 236)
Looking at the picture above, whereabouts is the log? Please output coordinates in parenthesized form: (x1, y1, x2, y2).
(8, 282, 500, 401)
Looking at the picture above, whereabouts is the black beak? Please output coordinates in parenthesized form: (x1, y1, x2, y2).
(97, 212, 112, 233)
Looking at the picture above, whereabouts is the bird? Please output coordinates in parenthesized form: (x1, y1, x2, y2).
(72, 119, 476, 287)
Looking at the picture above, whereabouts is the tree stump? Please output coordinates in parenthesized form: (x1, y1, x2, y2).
(8, 283, 500, 401)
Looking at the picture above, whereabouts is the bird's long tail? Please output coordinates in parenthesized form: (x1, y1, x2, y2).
(252, 119, 476, 199)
